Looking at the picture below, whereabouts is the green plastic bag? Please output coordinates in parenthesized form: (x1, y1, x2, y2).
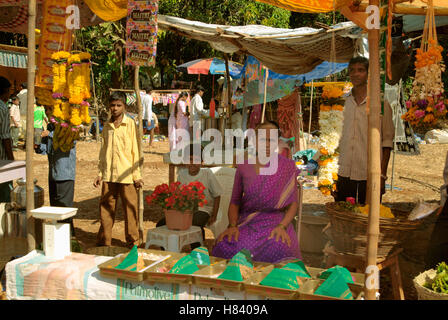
(115, 245, 139, 271)
(259, 268, 301, 290)
(218, 249, 253, 282)
(169, 255, 200, 275)
(314, 272, 354, 300)
(189, 247, 211, 266)
(319, 265, 354, 284)
(281, 260, 311, 278)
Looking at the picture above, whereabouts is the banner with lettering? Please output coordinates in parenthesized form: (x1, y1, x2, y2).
(36, 0, 74, 89)
(125, 0, 158, 67)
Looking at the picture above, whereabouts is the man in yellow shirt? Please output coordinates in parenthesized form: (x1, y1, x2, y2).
(94, 91, 143, 248)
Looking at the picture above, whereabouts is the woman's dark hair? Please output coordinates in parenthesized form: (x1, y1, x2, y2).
(175, 91, 189, 118)
(255, 120, 281, 136)
(109, 91, 127, 106)
(21, 82, 27, 89)
(0, 77, 11, 96)
(195, 85, 205, 95)
(348, 56, 369, 72)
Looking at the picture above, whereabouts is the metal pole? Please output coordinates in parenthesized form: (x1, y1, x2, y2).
(134, 66, 144, 245)
(26, 0, 37, 252)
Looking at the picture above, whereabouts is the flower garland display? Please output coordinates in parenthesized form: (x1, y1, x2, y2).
(402, 2, 447, 128)
(50, 51, 92, 152)
(317, 84, 345, 196)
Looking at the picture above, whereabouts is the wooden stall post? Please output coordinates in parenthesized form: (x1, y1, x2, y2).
(134, 66, 144, 245)
(26, 0, 37, 252)
(224, 54, 232, 130)
(261, 66, 269, 123)
(365, 0, 382, 301)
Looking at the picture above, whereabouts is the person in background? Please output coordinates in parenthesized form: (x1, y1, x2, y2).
(33, 102, 47, 147)
(9, 96, 21, 151)
(16, 82, 27, 141)
(156, 143, 222, 250)
(336, 57, 394, 204)
(175, 91, 189, 149)
(94, 91, 143, 248)
(35, 105, 76, 236)
(141, 86, 156, 147)
(189, 85, 208, 141)
(0, 77, 14, 202)
(230, 104, 243, 149)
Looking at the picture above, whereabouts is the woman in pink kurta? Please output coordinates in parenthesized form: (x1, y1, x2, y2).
(175, 92, 189, 148)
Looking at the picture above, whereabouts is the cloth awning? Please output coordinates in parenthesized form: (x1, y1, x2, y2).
(157, 15, 361, 75)
(253, 0, 352, 13)
(0, 50, 27, 68)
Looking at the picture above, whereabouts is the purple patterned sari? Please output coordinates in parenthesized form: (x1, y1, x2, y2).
(212, 154, 301, 263)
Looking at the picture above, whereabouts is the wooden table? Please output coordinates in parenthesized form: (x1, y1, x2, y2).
(324, 245, 405, 300)
(162, 151, 244, 184)
(0, 160, 26, 184)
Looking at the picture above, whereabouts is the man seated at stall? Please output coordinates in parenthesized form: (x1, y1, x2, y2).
(156, 143, 222, 250)
(212, 121, 301, 263)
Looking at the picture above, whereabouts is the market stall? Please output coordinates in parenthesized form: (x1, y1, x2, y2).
(5, 246, 366, 300)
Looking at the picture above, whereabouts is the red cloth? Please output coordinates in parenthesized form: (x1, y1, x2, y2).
(277, 90, 300, 151)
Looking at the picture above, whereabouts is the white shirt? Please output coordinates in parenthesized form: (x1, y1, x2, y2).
(231, 111, 243, 130)
(177, 168, 223, 215)
(17, 89, 27, 116)
(141, 92, 153, 121)
(189, 94, 208, 127)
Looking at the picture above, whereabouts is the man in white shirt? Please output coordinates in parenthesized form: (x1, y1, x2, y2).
(9, 96, 21, 150)
(16, 82, 27, 140)
(141, 87, 157, 146)
(189, 85, 208, 142)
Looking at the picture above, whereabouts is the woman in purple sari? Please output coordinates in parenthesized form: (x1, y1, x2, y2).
(212, 122, 301, 263)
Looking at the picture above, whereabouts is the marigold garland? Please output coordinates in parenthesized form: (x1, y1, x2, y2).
(51, 51, 92, 151)
(317, 84, 345, 196)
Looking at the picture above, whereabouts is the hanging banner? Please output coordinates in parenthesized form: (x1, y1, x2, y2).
(35, 0, 74, 89)
(125, 0, 158, 67)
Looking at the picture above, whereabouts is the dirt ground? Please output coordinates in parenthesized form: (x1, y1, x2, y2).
(12, 139, 448, 300)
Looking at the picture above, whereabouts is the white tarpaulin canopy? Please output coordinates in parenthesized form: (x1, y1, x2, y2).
(157, 15, 361, 75)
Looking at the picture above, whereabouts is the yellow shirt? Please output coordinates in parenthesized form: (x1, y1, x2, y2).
(98, 114, 142, 184)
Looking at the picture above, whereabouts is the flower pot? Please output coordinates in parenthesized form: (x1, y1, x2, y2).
(165, 209, 193, 231)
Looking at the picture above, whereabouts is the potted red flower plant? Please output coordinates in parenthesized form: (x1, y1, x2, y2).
(146, 181, 207, 230)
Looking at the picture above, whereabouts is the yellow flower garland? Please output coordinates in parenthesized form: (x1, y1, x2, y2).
(51, 51, 92, 151)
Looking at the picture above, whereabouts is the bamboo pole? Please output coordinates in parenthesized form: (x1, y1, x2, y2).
(308, 80, 314, 145)
(261, 66, 269, 123)
(365, 0, 382, 301)
(224, 53, 232, 130)
(26, 0, 36, 252)
(90, 66, 99, 143)
(134, 66, 144, 246)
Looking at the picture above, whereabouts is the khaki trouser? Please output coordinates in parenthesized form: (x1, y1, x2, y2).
(97, 182, 139, 247)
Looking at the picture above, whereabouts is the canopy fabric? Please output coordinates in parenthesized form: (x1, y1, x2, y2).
(0, 50, 27, 68)
(253, 0, 352, 13)
(234, 55, 348, 82)
(403, 14, 448, 32)
(177, 58, 243, 77)
(356, 0, 448, 15)
(158, 15, 360, 75)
